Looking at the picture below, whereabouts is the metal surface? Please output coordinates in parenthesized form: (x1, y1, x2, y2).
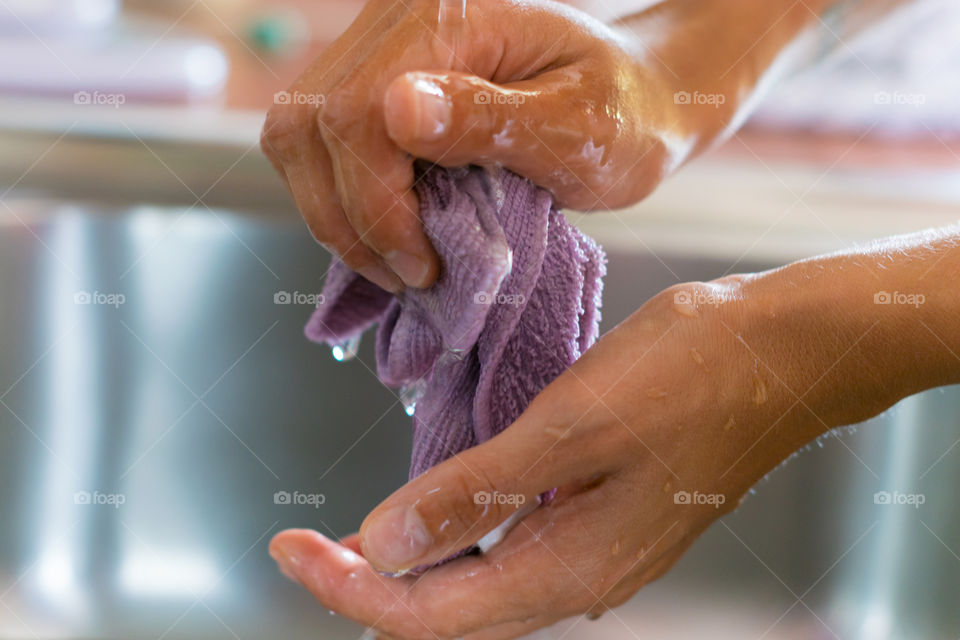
(1, 199, 958, 639)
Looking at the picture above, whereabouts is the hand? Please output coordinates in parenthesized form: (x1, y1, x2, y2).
(270, 221, 960, 638)
(269, 267, 899, 639)
(260, 0, 694, 292)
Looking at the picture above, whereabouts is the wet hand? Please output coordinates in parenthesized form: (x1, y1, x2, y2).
(260, 0, 694, 292)
(268, 270, 868, 639)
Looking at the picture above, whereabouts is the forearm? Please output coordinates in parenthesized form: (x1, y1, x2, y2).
(609, 0, 920, 161)
(739, 226, 960, 438)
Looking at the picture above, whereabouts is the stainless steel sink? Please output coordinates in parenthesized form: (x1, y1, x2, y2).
(1, 198, 959, 639)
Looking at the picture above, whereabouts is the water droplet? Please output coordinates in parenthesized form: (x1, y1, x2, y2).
(635, 544, 648, 561)
(673, 297, 698, 318)
(723, 416, 736, 431)
(662, 481, 672, 493)
(752, 374, 768, 405)
(400, 379, 427, 416)
(645, 387, 668, 399)
(445, 346, 467, 361)
(689, 347, 708, 371)
(586, 611, 602, 621)
(331, 335, 361, 362)
(544, 424, 569, 440)
(610, 539, 621, 555)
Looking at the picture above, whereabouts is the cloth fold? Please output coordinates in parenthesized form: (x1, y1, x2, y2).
(305, 163, 605, 558)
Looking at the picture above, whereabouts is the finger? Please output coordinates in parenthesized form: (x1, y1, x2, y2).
(394, 491, 623, 634)
(319, 93, 439, 290)
(270, 527, 561, 639)
(285, 158, 403, 293)
(260, 0, 410, 293)
(314, 9, 491, 291)
(382, 69, 622, 209)
(269, 529, 432, 640)
(273, 497, 603, 638)
(356, 368, 623, 574)
(337, 532, 363, 556)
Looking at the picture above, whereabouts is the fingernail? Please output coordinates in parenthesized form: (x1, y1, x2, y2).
(362, 504, 432, 571)
(270, 542, 302, 584)
(385, 250, 431, 288)
(410, 77, 451, 141)
(357, 264, 403, 293)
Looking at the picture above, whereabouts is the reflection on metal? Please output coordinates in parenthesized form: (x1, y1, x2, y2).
(859, 395, 923, 640)
(1, 199, 959, 638)
(33, 212, 93, 622)
(118, 552, 218, 598)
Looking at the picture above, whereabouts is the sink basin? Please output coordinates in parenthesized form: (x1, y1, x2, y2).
(1, 199, 958, 639)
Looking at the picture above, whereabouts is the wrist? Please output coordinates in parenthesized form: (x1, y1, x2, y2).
(613, 0, 835, 159)
(735, 248, 959, 435)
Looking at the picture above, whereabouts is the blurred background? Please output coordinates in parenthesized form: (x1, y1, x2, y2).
(1, 0, 959, 638)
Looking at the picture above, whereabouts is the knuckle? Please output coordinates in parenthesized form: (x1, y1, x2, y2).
(353, 189, 397, 228)
(262, 103, 315, 161)
(259, 125, 279, 164)
(417, 462, 512, 546)
(433, 471, 491, 537)
(337, 241, 378, 270)
(317, 89, 361, 138)
(655, 281, 716, 314)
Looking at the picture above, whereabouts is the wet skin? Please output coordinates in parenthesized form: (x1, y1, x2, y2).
(270, 227, 960, 639)
(261, 0, 954, 637)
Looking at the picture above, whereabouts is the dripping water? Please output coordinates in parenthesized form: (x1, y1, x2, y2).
(331, 335, 361, 362)
(400, 378, 428, 416)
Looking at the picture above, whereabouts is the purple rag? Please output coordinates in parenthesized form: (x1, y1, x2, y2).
(305, 163, 605, 558)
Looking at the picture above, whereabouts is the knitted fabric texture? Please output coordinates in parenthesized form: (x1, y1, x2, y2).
(306, 164, 606, 543)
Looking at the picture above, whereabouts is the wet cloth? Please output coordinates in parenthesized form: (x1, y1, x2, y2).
(305, 163, 606, 557)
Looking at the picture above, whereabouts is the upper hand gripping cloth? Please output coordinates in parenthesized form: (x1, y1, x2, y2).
(305, 163, 606, 558)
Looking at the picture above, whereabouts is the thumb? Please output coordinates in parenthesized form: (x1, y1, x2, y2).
(382, 70, 548, 172)
(358, 380, 606, 574)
